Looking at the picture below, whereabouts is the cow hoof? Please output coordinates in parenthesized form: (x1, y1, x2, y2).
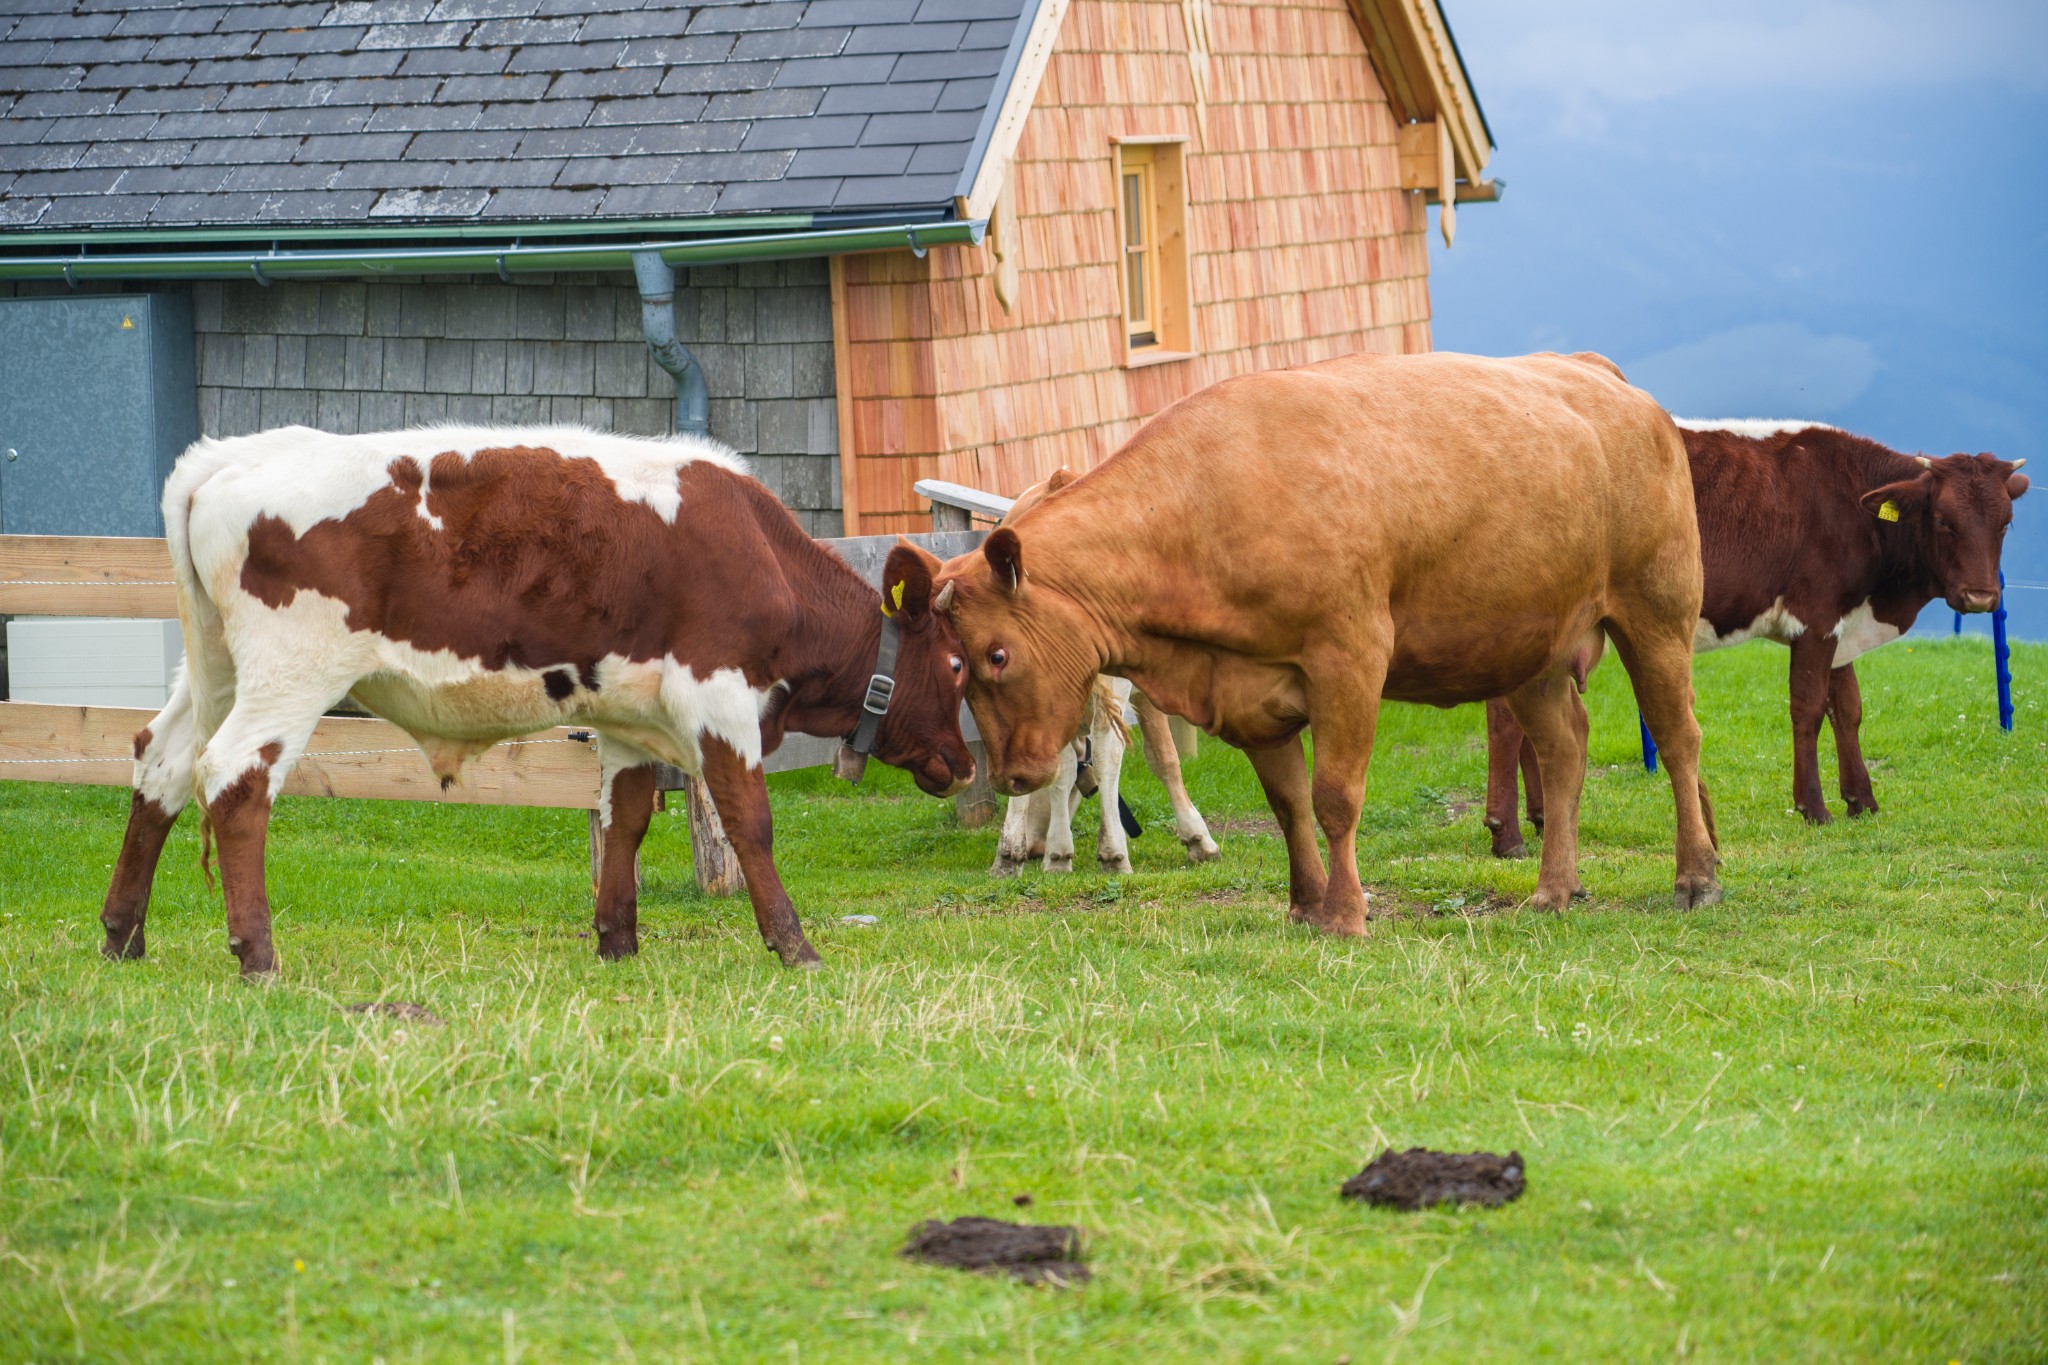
(101, 929, 146, 961)
(1288, 902, 1368, 936)
(1184, 835, 1220, 863)
(1098, 854, 1133, 875)
(775, 938, 823, 969)
(1845, 799, 1878, 818)
(1042, 853, 1073, 874)
(597, 934, 639, 961)
(1527, 886, 1575, 912)
(1492, 840, 1529, 860)
(990, 855, 1025, 877)
(1674, 876, 1722, 910)
(229, 938, 277, 977)
(1800, 805, 1833, 826)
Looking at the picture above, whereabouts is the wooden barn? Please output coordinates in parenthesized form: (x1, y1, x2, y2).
(0, 0, 1493, 559)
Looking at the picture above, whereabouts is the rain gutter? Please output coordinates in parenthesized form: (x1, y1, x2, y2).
(0, 218, 987, 283)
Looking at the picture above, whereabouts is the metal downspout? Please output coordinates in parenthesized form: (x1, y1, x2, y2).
(632, 250, 709, 437)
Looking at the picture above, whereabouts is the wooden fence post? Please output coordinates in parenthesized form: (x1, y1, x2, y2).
(954, 739, 997, 827)
(684, 773, 746, 895)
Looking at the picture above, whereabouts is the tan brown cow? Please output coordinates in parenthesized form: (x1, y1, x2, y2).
(933, 351, 1722, 932)
(989, 468, 1218, 875)
(101, 424, 974, 977)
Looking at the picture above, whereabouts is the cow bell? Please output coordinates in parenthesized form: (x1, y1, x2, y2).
(833, 743, 870, 784)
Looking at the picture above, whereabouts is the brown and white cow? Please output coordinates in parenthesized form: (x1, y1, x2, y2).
(1485, 421, 2030, 848)
(933, 351, 1723, 932)
(99, 424, 974, 977)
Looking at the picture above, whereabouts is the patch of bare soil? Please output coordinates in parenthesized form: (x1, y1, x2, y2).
(902, 1217, 1089, 1285)
(344, 1002, 446, 1026)
(1341, 1148, 1525, 1210)
(1206, 815, 1279, 837)
(1425, 891, 1519, 918)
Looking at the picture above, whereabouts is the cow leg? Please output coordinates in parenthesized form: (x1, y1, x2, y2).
(1245, 735, 1328, 922)
(594, 745, 658, 960)
(1040, 742, 1082, 873)
(1504, 673, 1590, 909)
(1094, 712, 1133, 874)
(992, 790, 1037, 875)
(1521, 735, 1546, 833)
(1828, 663, 1878, 817)
(197, 696, 333, 978)
(697, 735, 819, 968)
(1787, 634, 1835, 825)
(1134, 691, 1218, 862)
(1301, 685, 1386, 936)
(1483, 697, 1530, 858)
(101, 671, 199, 960)
(1610, 631, 1722, 909)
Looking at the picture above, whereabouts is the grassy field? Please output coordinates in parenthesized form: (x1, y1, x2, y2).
(1, 637, 2043, 1362)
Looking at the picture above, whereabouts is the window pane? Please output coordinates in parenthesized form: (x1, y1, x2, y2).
(1123, 172, 1144, 248)
(1126, 250, 1146, 325)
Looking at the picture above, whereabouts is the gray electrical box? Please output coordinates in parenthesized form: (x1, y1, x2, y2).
(0, 292, 197, 536)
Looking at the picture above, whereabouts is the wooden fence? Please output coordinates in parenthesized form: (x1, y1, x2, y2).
(0, 526, 991, 890)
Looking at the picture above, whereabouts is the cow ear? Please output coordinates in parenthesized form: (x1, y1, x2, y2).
(883, 539, 941, 624)
(2008, 460, 2029, 500)
(983, 526, 1025, 593)
(1860, 476, 1929, 522)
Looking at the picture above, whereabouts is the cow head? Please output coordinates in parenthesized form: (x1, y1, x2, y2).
(1859, 453, 2030, 613)
(872, 543, 977, 796)
(933, 526, 1103, 795)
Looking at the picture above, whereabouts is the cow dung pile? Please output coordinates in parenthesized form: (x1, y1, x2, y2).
(902, 1217, 1089, 1285)
(1340, 1148, 1526, 1210)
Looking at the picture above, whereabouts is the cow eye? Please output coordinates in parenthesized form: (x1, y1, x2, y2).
(948, 654, 963, 676)
(988, 647, 1008, 670)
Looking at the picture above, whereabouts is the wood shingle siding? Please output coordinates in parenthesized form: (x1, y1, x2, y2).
(839, 0, 1434, 532)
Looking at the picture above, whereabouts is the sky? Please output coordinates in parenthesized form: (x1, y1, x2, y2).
(1425, 0, 2048, 640)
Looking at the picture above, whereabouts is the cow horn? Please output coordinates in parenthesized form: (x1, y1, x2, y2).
(933, 581, 955, 613)
(2012, 458, 2027, 471)
(1915, 455, 1933, 469)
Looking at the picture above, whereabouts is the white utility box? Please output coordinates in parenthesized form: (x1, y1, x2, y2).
(6, 618, 184, 709)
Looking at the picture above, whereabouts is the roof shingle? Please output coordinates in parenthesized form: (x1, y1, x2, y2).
(0, 0, 1029, 233)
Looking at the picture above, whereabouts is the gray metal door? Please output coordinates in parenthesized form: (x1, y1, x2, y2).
(0, 293, 196, 536)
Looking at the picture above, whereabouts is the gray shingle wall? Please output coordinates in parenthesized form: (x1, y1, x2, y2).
(0, 264, 844, 534)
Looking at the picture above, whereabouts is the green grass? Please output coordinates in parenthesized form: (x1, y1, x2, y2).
(1, 638, 2043, 1362)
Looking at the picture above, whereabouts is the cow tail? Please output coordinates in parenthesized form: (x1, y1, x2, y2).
(197, 811, 217, 893)
(161, 439, 235, 881)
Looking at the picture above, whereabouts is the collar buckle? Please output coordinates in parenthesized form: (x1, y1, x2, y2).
(862, 672, 896, 716)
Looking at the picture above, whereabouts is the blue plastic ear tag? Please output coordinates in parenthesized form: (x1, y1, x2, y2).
(1878, 500, 1900, 522)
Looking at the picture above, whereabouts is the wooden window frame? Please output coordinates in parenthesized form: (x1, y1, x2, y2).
(1111, 135, 1193, 366)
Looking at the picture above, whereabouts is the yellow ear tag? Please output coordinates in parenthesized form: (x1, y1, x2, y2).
(1878, 500, 1900, 522)
(880, 581, 905, 617)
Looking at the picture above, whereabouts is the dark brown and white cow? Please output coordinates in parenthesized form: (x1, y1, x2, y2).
(99, 424, 974, 976)
(1486, 420, 2029, 848)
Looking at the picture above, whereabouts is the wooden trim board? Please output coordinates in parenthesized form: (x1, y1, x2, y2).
(958, 0, 1071, 221)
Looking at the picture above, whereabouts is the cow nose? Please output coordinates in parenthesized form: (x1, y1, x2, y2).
(1961, 591, 1999, 613)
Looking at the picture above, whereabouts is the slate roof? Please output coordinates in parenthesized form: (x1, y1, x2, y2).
(0, 0, 1030, 234)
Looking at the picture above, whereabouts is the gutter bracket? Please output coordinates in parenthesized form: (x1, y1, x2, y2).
(632, 249, 709, 438)
(906, 227, 928, 259)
